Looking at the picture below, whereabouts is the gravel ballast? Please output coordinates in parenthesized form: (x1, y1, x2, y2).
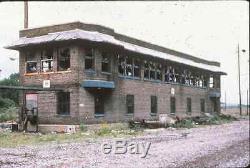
(0, 120, 249, 168)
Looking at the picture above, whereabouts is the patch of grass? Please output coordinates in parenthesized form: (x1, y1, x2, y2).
(79, 123, 87, 132)
(173, 119, 195, 129)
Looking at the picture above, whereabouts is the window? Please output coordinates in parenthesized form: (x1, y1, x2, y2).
(41, 49, 53, 72)
(144, 60, 150, 79)
(151, 96, 157, 114)
(58, 48, 70, 71)
(156, 64, 162, 81)
(26, 61, 37, 73)
(126, 95, 134, 114)
(26, 52, 37, 73)
(209, 75, 214, 88)
(126, 57, 133, 77)
(149, 62, 156, 80)
(101, 52, 111, 73)
(57, 92, 70, 115)
(118, 55, 139, 78)
(170, 97, 176, 114)
(133, 59, 140, 78)
(95, 95, 104, 116)
(85, 48, 94, 70)
(118, 55, 126, 75)
(187, 97, 192, 113)
(200, 99, 205, 112)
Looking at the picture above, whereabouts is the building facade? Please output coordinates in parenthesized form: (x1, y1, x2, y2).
(6, 22, 225, 124)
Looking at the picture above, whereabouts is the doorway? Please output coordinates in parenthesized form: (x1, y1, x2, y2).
(94, 95, 104, 116)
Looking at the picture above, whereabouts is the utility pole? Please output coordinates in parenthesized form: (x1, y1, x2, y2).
(247, 90, 249, 115)
(225, 91, 226, 112)
(237, 43, 242, 116)
(24, 1, 28, 29)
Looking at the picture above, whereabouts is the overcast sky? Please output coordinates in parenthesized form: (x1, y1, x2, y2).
(0, 1, 249, 105)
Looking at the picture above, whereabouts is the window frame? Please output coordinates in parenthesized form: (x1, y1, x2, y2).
(85, 48, 95, 71)
(57, 48, 71, 71)
(151, 96, 157, 115)
(101, 51, 111, 73)
(187, 97, 192, 114)
(170, 97, 176, 114)
(126, 94, 134, 114)
(57, 92, 70, 115)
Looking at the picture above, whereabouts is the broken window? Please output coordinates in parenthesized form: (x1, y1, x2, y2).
(41, 49, 53, 72)
(149, 62, 156, 80)
(26, 52, 37, 73)
(85, 48, 94, 70)
(187, 97, 192, 113)
(144, 60, 150, 79)
(133, 59, 141, 78)
(126, 57, 133, 77)
(209, 75, 214, 88)
(57, 92, 70, 115)
(118, 55, 126, 75)
(101, 52, 111, 73)
(126, 94, 134, 114)
(200, 99, 205, 112)
(170, 97, 176, 114)
(26, 61, 37, 73)
(151, 96, 157, 114)
(58, 48, 70, 71)
(156, 63, 162, 81)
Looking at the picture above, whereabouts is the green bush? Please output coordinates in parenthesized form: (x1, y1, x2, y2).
(174, 119, 195, 129)
(0, 107, 18, 122)
(0, 97, 15, 109)
(79, 123, 87, 132)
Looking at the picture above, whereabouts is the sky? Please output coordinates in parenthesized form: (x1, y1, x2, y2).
(0, 1, 249, 105)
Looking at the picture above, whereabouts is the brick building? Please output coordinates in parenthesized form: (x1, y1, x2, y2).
(5, 22, 226, 125)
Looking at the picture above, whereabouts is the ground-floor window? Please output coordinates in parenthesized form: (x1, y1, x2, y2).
(170, 97, 176, 114)
(187, 97, 192, 114)
(126, 94, 134, 114)
(57, 92, 70, 115)
(95, 95, 104, 116)
(200, 99, 205, 112)
(151, 96, 157, 115)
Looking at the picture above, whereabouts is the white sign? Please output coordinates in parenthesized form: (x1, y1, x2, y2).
(171, 88, 175, 95)
(43, 80, 50, 88)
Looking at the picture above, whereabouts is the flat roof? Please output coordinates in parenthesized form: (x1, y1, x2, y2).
(4, 21, 225, 74)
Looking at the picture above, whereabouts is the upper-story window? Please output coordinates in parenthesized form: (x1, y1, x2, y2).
(85, 48, 95, 70)
(58, 48, 70, 71)
(118, 55, 140, 78)
(101, 52, 111, 73)
(209, 75, 214, 88)
(41, 49, 53, 72)
(165, 65, 175, 82)
(133, 58, 140, 78)
(26, 51, 37, 73)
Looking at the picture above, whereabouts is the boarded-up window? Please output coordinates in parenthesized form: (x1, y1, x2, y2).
(200, 99, 205, 112)
(58, 48, 70, 71)
(170, 97, 176, 114)
(85, 48, 94, 70)
(57, 92, 70, 115)
(187, 97, 192, 113)
(126, 95, 134, 114)
(151, 96, 157, 114)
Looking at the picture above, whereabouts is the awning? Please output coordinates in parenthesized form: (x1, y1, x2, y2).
(209, 91, 221, 98)
(81, 80, 115, 89)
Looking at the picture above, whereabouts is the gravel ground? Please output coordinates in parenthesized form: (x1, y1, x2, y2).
(0, 120, 249, 168)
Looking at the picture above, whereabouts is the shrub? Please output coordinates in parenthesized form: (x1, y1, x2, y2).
(79, 123, 87, 132)
(0, 107, 18, 122)
(0, 97, 15, 109)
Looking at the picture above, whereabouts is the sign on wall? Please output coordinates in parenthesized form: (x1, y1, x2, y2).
(171, 88, 175, 95)
(43, 80, 50, 88)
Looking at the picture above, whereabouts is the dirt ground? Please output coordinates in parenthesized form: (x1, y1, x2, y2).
(0, 119, 249, 168)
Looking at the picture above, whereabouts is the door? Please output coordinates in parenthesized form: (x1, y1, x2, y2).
(25, 93, 38, 115)
(94, 95, 104, 116)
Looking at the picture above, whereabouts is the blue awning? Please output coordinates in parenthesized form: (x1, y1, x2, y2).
(209, 91, 221, 98)
(81, 80, 115, 89)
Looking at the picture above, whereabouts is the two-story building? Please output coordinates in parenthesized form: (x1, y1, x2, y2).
(5, 22, 226, 125)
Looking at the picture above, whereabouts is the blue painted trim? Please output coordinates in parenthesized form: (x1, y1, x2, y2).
(81, 80, 115, 89)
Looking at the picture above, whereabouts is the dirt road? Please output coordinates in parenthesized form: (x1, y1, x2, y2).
(0, 120, 249, 168)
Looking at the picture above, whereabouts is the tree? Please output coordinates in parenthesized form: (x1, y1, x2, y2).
(0, 73, 20, 105)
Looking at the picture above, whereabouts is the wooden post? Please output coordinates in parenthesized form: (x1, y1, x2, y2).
(237, 44, 242, 116)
